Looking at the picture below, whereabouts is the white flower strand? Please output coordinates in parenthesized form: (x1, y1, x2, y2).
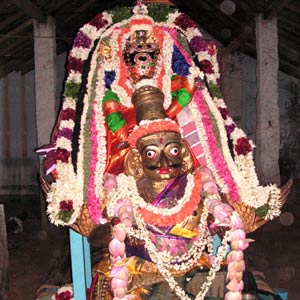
(129, 211, 231, 300)
(107, 173, 195, 218)
(128, 206, 210, 270)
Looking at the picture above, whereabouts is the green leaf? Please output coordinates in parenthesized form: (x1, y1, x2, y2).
(254, 205, 268, 218)
(64, 81, 81, 99)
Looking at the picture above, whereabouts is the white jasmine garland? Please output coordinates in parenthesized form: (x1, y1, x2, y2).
(129, 205, 210, 270)
(59, 120, 75, 130)
(166, 11, 181, 27)
(185, 27, 203, 41)
(107, 173, 194, 218)
(128, 206, 231, 300)
(70, 47, 91, 60)
(56, 137, 72, 152)
(161, 29, 174, 108)
(81, 24, 100, 40)
(47, 163, 82, 225)
(134, 78, 157, 90)
(93, 67, 107, 199)
(62, 98, 77, 110)
(66, 71, 83, 84)
(187, 65, 204, 85)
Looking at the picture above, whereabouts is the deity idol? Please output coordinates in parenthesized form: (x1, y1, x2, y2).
(38, 2, 290, 300)
(93, 85, 249, 300)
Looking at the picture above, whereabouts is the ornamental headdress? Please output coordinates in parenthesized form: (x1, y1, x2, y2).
(39, 0, 285, 236)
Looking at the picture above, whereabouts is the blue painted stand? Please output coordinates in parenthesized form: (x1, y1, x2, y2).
(69, 229, 92, 300)
(274, 289, 288, 300)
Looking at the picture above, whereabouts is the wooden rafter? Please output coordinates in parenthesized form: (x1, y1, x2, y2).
(0, 10, 24, 32)
(264, 0, 292, 19)
(9, 0, 46, 23)
(0, 18, 32, 44)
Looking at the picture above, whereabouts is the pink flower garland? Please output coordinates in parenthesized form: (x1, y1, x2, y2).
(109, 198, 133, 300)
(193, 89, 240, 203)
(87, 101, 102, 223)
(200, 167, 248, 300)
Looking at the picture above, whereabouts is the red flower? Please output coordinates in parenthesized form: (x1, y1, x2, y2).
(89, 13, 108, 29)
(206, 41, 218, 56)
(235, 137, 252, 156)
(67, 56, 84, 74)
(56, 148, 70, 163)
(55, 290, 73, 300)
(200, 59, 214, 74)
(59, 200, 73, 211)
(174, 14, 197, 31)
(61, 108, 75, 121)
(218, 107, 229, 119)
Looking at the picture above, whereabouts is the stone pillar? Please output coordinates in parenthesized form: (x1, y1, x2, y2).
(33, 17, 57, 148)
(34, 17, 57, 234)
(255, 14, 280, 185)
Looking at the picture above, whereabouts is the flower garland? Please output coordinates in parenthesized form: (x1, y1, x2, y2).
(43, 0, 282, 231)
(166, 10, 282, 219)
(107, 173, 200, 227)
(138, 172, 202, 226)
(106, 166, 248, 300)
(51, 285, 74, 300)
(45, 12, 113, 225)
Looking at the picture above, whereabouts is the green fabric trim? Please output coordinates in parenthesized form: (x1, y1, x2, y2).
(64, 81, 81, 99)
(171, 88, 191, 107)
(176, 31, 193, 57)
(102, 89, 120, 104)
(208, 82, 222, 99)
(208, 108, 223, 156)
(106, 112, 126, 132)
(82, 58, 99, 200)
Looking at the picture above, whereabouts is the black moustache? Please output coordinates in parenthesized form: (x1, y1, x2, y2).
(147, 164, 181, 171)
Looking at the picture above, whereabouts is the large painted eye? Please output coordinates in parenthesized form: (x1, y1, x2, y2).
(145, 149, 157, 160)
(169, 147, 179, 157)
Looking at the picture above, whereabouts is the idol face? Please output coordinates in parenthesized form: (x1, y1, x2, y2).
(137, 131, 184, 181)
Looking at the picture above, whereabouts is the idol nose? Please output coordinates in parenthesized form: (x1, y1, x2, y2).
(158, 151, 170, 168)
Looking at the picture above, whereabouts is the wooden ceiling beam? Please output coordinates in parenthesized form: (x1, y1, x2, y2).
(0, 18, 32, 44)
(0, 10, 24, 31)
(0, 36, 32, 57)
(9, 0, 46, 23)
(204, 0, 243, 27)
(280, 15, 300, 29)
(279, 28, 300, 48)
(264, 0, 293, 19)
(279, 60, 300, 80)
(0, 38, 32, 58)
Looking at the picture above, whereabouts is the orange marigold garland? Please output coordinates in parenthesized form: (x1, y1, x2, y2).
(138, 170, 203, 226)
